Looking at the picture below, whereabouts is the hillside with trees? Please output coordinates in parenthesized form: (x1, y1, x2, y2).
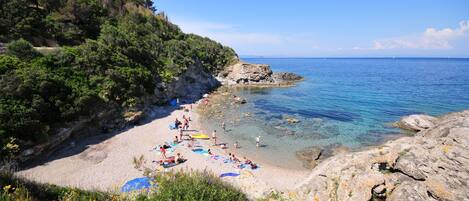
(0, 0, 237, 160)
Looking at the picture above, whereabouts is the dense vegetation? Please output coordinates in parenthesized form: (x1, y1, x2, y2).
(0, 0, 237, 159)
(0, 171, 248, 201)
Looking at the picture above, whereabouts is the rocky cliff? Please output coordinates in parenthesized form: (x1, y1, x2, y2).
(217, 61, 303, 86)
(293, 110, 469, 201)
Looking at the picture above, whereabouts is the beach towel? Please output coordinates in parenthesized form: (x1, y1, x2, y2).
(154, 147, 174, 154)
(223, 159, 234, 164)
(121, 177, 156, 192)
(166, 141, 179, 147)
(169, 123, 177, 130)
(190, 134, 210, 139)
(162, 162, 177, 168)
(219, 172, 240, 178)
(236, 163, 260, 170)
(192, 148, 209, 155)
(211, 155, 222, 160)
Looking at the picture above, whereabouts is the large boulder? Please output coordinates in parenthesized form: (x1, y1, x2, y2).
(166, 61, 221, 100)
(393, 114, 438, 132)
(225, 62, 274, 84)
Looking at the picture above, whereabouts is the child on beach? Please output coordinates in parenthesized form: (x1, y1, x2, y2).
(178, 127, 183, 140)
(174, 136, 179, 144)
(187, 136, 195, 148)
(212, 130, 217, 145)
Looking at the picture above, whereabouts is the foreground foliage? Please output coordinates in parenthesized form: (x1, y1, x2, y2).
(141, 171, 248, 201)
(0, 0, 237, 158)
(0, 172, 113, 201)
(0, 171, 248, 201)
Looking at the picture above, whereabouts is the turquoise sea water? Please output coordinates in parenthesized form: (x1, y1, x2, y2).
(200, 58, 469, 169)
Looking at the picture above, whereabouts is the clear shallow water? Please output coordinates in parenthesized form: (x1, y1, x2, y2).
(200, 58, 469, 169)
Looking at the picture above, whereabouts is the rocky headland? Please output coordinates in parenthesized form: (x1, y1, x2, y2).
(292, 110, 469, 201)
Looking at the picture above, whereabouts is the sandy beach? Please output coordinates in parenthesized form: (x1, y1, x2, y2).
(16, 101, 309, 198)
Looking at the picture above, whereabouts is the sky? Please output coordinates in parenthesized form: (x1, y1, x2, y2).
(156, 0, 469, 57)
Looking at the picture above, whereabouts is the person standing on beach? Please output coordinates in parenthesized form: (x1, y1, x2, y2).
(256, 136, 261, 148)
(183, 118, 189, 130)
(160, 146, 167, 159)
(178, 127, 183, 140)
(212, 130, 217, 145)
(234, 141, 239, 149)
(221, 122, 226, 131)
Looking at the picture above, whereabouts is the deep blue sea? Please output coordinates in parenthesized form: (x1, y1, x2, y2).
(201, 58, 469, 169)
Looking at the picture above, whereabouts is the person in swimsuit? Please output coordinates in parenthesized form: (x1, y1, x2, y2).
(159, 146, 167, 159)
(256, 136, 261, 148)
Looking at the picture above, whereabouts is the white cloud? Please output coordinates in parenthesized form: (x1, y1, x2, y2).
(174, 19, 282, 45)
(171, 18, 319, 56)
(372, 20, 469, 50)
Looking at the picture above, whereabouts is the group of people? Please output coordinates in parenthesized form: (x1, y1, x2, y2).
(156, 102, 262, 172)
(155, 141, 186, 167)
(155, 105, 195, 168)
(154, 152, 186, 167)
(227, 153, 258, 170)
(175, 114, 190, 130)
(174, 114, 192, 142)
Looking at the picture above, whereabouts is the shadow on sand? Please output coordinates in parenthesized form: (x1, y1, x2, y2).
(20, 99, 200, 170)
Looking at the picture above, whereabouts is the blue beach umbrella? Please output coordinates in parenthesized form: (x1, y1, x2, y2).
(121, 177, 155, 192)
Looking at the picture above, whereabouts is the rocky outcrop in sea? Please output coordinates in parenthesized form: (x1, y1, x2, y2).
(217, 61, 303, 86)
(293, 110, 469, 201)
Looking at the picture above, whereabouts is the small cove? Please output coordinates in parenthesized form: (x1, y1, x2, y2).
(198, 58, 469, 169)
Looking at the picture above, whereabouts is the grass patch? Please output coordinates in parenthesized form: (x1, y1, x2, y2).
(1, 172, 113, 201)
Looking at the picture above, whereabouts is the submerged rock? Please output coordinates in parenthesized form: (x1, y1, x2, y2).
(285, 117, 300, 124)
(296, 146, 323, 169)
(272, 72, 303, 82)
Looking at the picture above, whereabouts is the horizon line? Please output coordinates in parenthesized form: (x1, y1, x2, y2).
(240, 56, 469, 59)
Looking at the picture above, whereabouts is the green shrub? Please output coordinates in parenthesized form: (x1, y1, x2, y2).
(6, 39, 40, 60)
(142, 171, 248, 201)
(0, 55, 27, 75)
